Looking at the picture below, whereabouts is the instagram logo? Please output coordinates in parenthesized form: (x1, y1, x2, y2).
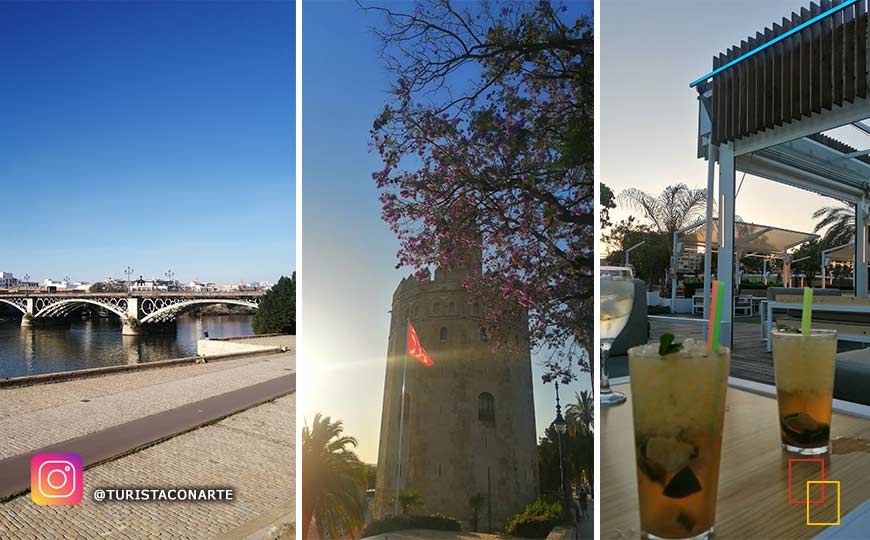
(31, 453, 83, 505)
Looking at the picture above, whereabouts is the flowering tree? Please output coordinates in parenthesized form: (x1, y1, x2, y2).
(367, 0, 592, 382)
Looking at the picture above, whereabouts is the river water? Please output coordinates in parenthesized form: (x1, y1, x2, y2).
(0, 314, 254, 379)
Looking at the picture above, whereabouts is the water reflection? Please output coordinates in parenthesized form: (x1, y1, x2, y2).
(0, 314, 253, 378)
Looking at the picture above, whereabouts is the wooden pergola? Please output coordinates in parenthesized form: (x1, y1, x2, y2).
(692, 0, 870, 347)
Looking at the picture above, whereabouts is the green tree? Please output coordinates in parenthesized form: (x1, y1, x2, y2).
(604, 218, 671, 289)
(619, 183, 707, 236)
(566, 390, 593, 437)
(302, 413, 367, 540)
(395, 490, 423, 515)
(253, 273, 296, 335)
(791, 238, 823, 286)
(812, 203, 855, 248)
(601, 182, 616, 230)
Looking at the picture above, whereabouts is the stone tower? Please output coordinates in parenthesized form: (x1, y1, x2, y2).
(373, 253, 539, 531)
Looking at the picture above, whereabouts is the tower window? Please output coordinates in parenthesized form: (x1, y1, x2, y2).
(440, 326, 448, 342)
(478, 392, 495, 422)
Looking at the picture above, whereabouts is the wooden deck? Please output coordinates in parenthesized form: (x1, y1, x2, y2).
(608, 318, 864, 385)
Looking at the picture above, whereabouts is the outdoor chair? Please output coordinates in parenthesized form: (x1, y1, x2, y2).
(834, 348, 870, 406)
(609, 279, 649, 357)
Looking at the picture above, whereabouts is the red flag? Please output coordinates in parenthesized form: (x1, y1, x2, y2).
(407, 323, 434, 366)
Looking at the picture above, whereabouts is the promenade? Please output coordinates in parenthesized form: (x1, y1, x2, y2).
(0, 335, 295, 539)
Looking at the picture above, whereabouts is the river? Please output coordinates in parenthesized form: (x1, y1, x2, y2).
(0, 314, 254, 379)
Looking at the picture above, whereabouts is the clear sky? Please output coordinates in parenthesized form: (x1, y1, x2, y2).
(0, 1, 294, 284)
(301, 1, 592, 463)
(602, 0, 867, 250)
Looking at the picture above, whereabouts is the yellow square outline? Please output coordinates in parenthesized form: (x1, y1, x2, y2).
(806, 480, 841, 526)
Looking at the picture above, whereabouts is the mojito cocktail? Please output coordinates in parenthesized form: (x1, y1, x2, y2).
(629, 339, 729, 540)
(771, 329, 836, 455)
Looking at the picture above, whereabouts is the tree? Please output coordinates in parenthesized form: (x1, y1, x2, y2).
(89, 281, 127, 293)
(791, 238, 823, 286)
(396, 490, 423, 515)
(566, 390, 593, 437)
(253, 274, 296, 335)
(367, 0, 593, 383)
(812, 203, 855, 248)
(603, 218, 670, 289)
(302, 414, 367, 540)
(618, 183, 707, 236)
(601, 182, 616, 230)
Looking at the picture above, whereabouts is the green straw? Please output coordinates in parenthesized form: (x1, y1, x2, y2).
(709, 280, 723, 352)
(801, 287, 813, 335)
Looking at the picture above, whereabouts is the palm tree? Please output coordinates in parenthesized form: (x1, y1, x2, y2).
(812, 203, 855, 248)
(618, 183, 707, 236)
(566, 390, 593, 437)
(302, 413, 367, 540)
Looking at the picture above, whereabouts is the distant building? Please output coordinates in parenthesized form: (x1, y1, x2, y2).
(129, 278, 177, 292)
(0, 272, 18, 288)
(677, 250, 704, 274)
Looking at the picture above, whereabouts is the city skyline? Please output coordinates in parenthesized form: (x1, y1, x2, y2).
(0, 2, 295, 283)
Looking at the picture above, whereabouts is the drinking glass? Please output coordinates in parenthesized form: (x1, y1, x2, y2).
(771, 329, 837, 455)
(600, 266, 634, 406)
(629, 339, 730, 540)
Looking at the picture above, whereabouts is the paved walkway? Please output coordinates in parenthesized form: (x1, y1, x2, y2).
(0, 393, 295, 539)
(0, 374, 294, 499)
(0, 337, 294, 460)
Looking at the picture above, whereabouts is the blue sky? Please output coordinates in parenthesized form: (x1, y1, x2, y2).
(301, 1, 592, 463)
(0, 1, 294, 284)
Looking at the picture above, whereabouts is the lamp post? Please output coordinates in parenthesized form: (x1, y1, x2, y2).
(124, 267, 134, 292)
(165, 270, 175, 291)
(23, 274, 30, 297)
(552, 381, 571, 524)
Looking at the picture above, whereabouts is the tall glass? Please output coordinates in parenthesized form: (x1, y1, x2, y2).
(629, 340, 729, 540)
(600, 267, 634, 406)
(771, 329, 836, 455)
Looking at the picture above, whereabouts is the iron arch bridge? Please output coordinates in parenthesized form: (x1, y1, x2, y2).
(0, 292, 262, 335)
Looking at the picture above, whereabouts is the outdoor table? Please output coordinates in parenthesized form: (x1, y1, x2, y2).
(602, 382, 870, 539)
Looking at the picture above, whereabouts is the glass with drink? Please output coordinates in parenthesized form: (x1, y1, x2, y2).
(600, 266, 635, 406)
(629, 338, 729, 540)
(771, 329, 836, 455)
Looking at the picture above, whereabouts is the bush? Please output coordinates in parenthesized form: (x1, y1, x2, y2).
(361, 513, 461, 538)
(505, 496, 561, 538)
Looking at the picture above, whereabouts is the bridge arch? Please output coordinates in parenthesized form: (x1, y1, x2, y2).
(139, 298, 259, 324)
(0, 299, 27, 314)
(34, 298, 128, 320)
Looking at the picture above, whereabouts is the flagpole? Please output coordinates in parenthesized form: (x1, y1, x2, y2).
(395, 320, 409, 514)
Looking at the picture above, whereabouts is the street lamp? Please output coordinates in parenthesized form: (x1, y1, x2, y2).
(552, 381, 572, 524)
(124, 267, 134, 291)
(23, 274, 30, 297)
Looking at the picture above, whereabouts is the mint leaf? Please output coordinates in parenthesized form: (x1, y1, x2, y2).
(658, 333, 683, 356)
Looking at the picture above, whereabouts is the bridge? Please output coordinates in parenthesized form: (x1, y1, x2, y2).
(0, 292, 263, 335)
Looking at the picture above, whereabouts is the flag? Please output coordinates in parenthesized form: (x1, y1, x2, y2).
(407, 323, 434, 366)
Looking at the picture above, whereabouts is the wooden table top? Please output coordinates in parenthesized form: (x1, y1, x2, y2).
(602, 384, 870, 539)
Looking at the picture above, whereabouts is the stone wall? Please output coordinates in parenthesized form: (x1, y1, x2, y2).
(374, 269, 539, 531)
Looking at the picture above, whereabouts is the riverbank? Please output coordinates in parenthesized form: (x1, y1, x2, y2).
(0, 335, 295, 537)
(0, 335, 294, 462)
